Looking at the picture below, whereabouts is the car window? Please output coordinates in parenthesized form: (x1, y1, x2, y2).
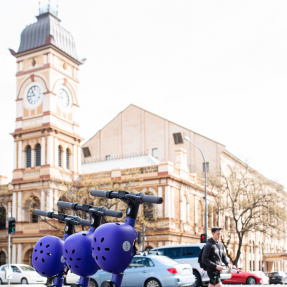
(129, 257, 148, 268)
(231, 268, 238, 273)
(11, 266, 21, 273)
(19, 265, 35, 271)
(147, 259, 155, 267)
(182, 247, 201, 258)
(0, 266, 6, 271)
(158, 248, 182, 259)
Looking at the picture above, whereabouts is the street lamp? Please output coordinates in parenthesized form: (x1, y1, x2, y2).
(183, 136, 208, 237)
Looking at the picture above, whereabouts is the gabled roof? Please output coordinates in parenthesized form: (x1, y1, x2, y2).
(83, 104, 225, 147)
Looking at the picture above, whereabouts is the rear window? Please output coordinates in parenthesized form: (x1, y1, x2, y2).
(155, 256, 179, 266)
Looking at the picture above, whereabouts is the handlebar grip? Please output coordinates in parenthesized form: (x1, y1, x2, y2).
(90, 190, 108, 198)
(57, 201, 74, 209)
(102, 207, 123, 218)
(141, 194, 163, 204)
(33, 209, 50, 217)
(79, 218, 91, 227)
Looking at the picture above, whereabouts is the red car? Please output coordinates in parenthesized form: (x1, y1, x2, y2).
(223, 267, 263, 285)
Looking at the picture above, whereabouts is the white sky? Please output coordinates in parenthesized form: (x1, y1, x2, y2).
(0, 0, 286, 189)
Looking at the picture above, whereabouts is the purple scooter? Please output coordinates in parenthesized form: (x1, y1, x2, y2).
(56, 201, 123, 287)
(90, 190, 163, 287)
(32, 210, 91, 287)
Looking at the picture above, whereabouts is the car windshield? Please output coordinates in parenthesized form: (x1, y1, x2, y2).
(154, 256, 179, 266)
(19, 265, 35, 271)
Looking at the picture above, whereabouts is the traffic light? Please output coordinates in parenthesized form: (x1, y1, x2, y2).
(8, 217, 16, 235)
(137, 231, 141, 245)
(200, 233, 207, 243)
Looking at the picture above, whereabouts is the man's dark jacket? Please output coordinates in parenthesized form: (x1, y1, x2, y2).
(202, 238, 230, 271)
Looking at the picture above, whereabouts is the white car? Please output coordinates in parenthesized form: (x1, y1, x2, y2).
(251, 271, 269, 284)
(0, 264, 46, 284)
(64, 270, 80, 285)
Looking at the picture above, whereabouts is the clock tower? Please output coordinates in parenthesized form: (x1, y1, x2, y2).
(9, 2, 83, 264)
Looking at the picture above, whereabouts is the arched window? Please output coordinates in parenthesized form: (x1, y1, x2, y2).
(26, 145, 31, 167)
(35, 144, 41, 166)
(24, 196, 40, 223)
(58, 146, 62, 167)
(0, 207, 6, 230)
(0, 251, 6, 266)
(66, 148, 70, 169)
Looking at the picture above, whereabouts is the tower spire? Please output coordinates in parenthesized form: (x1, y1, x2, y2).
(39, 0, 59, 16)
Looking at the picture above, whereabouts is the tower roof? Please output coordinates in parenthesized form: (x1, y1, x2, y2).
(17, 12, 78, 60)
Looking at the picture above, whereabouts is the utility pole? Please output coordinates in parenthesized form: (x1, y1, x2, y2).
(142, 226, 145, 251)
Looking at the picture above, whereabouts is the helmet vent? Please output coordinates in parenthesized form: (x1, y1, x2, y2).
(94, 238, 96, 242)
(40, 243, 42, 246)
(82, 233, 87, 236)
(77, 258, 81, 261)
(72, 250, 75, 254)
(70, 258, 73, 261)
(105, 248, 110, 251)
(46, 244, 50, 248)
(40, 250, 43, 254)
(102, 256, 106, 261)
(116, 223, 120, 225)
(66, 249, 68, 253)
(92, 247, 94, 250)
(69, 265, 71, 268)
(42, 258, 45, 263)
(97, 247, 100, 251)
(42, 272, 46, 275)
(34, 249, 37, 252)
(35, 257, 38, 260)
(96, 256, 98, 260)
(47, 253, 51, 256)
(64, 257, 67, 260)
(101, 238, 104, 242)
(75, 265, 79, 268)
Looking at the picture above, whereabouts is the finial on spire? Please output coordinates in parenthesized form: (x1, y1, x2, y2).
(39, 0, 59, 17)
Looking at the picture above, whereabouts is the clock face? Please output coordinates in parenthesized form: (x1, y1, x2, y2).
(27, 85, 42, 105)
(57, 88, 70, 109)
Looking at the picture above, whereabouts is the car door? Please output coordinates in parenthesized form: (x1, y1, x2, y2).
(123, 257, 152, 287)
(11, 265, 22, 283)
(0, 265, 7, 283)
(228, 268, 243, 284)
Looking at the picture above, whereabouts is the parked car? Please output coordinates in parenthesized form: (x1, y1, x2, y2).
(89, 254, 195, 287)
(151, 244, 231, 287)
(251, 271, 269, 284)
(223, 267, 263, 285)
(0, 264, 46, 284)
(64, 270, 80, 285)
(268, 271, 286, 284)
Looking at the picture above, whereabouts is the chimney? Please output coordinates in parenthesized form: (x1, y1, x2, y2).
(175, 148, 189, 171)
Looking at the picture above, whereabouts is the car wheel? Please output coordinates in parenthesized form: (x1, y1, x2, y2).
(144, 278, 161, 287)
(246, 277, 256, 285)
(89, 279, 98, 287)
(0, 278, 2, 285)
(21, 278, 28, 284)
(192, 271, 201, 287)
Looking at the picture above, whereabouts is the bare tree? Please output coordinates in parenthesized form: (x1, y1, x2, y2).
(208, 164, 286, 266)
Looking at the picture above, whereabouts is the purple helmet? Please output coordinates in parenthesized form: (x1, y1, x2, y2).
(91, 223, 137, 274)
(32, 236, 65, 277)
(63, 231, 99, 276)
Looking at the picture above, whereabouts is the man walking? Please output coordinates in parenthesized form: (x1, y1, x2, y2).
(202, 227, 232, 287)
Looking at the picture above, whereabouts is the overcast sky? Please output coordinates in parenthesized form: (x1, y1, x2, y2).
(0, 0, 286, 189)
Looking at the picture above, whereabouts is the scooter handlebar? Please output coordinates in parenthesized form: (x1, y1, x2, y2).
(90, 189, 109, 198)
(33, 209, 50, 217)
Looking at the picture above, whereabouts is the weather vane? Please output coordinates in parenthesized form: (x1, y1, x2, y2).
(39, 0, 59, 16)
